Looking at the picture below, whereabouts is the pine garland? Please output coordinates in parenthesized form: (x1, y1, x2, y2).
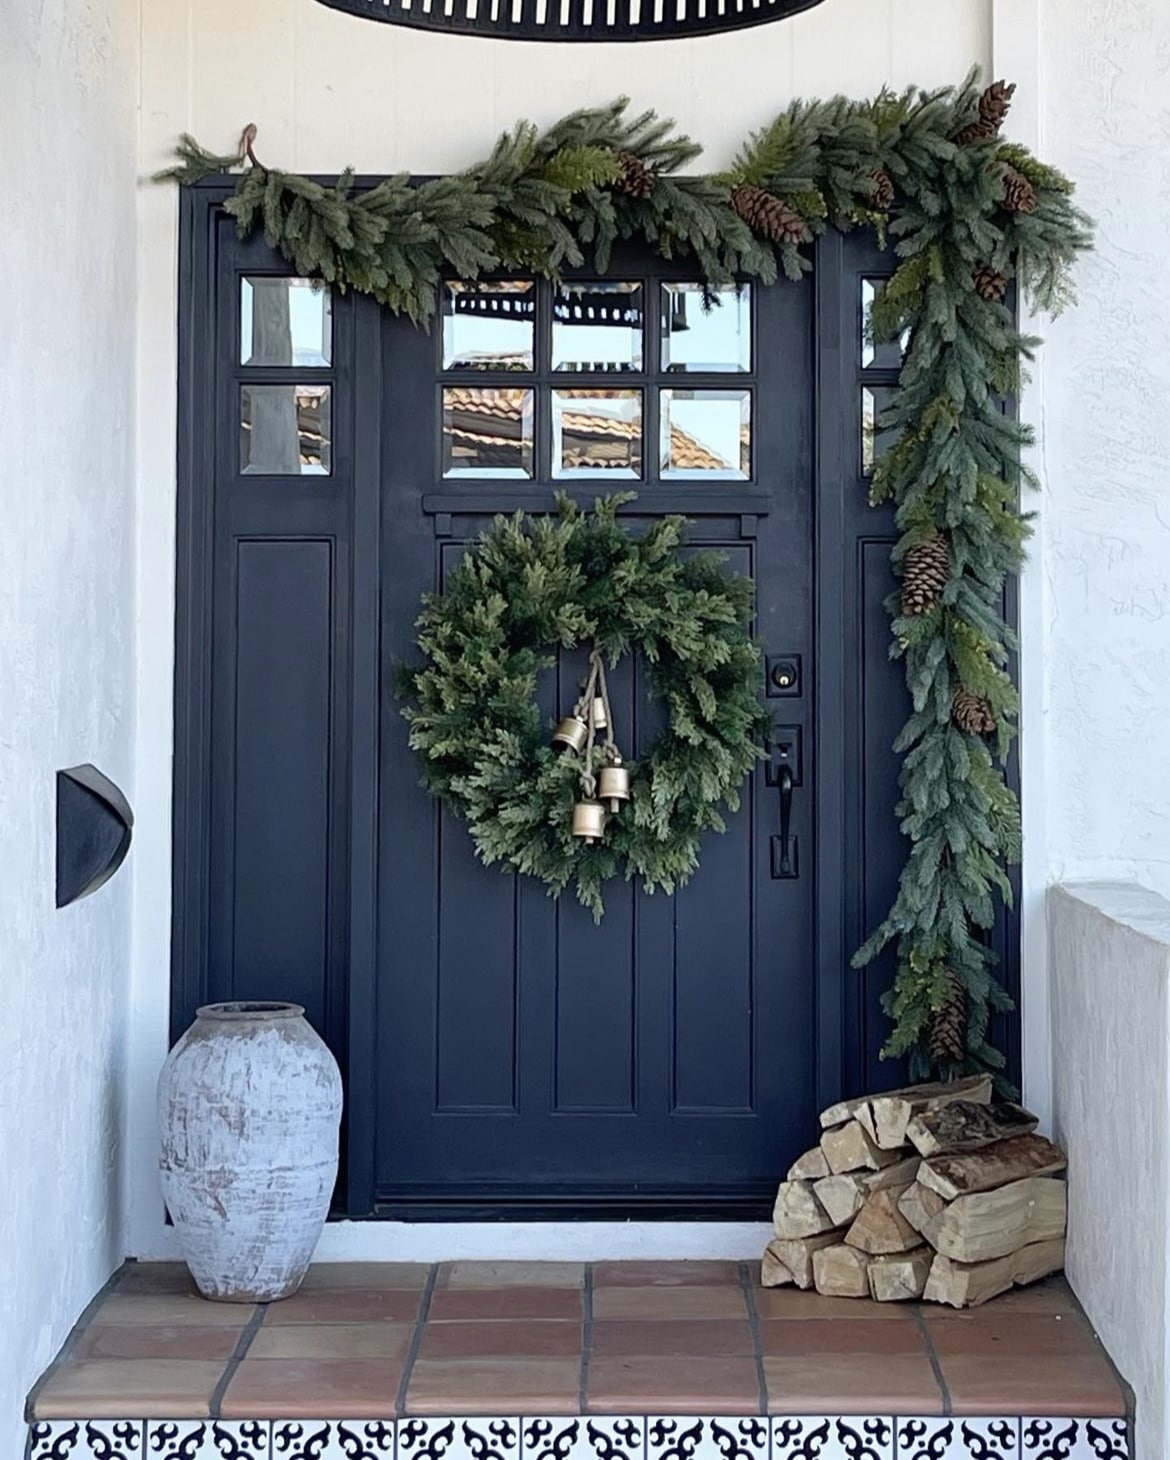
(397, 495, 771, 919)
(160, 72, 1094, 1079)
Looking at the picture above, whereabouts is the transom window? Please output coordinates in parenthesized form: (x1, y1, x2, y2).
(439, 278, 754, 483)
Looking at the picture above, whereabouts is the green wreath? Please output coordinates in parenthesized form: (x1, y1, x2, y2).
(398, 494, 771, 917)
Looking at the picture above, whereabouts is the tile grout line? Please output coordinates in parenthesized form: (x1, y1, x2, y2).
(738, 1261, 768, 1417)
(210, 1303, 269, 1419)
(24, 1266, 129, 1422)
(579, 1263, 594, 1413)
(911, 1307, 952, 1418)
(395, 1264, 439, 1418)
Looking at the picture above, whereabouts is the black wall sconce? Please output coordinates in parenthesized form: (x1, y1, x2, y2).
(56, 765, 134, 908)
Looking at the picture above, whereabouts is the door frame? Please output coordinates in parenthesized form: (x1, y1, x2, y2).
(171, 180, 1021, 1220)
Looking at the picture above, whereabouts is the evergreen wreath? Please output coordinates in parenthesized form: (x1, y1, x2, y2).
(396, 494, 771, 920)
(161, 72, 1094, 1080)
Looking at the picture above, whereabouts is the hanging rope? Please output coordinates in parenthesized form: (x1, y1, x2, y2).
(578, 642, 617, 801)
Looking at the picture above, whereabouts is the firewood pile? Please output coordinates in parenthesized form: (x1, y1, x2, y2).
(762, 1076, 1068, 1308)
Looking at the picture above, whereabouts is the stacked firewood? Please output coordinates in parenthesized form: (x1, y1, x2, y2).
(762, 1076, 1068, 1308)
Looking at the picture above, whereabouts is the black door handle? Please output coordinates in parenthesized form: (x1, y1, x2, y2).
(770, 762, 798, 879)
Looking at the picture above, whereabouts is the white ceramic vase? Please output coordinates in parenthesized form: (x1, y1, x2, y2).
(158, 1000, 343, 1302)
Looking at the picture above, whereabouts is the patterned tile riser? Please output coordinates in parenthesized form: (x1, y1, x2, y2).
(25, 1416, 1134, 1460)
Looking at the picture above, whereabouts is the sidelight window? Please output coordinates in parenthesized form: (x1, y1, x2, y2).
(237, 276, 334, 475)
(438, 277, 754, 483)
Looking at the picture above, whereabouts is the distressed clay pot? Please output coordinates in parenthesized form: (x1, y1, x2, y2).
(158, 1001, 343, 1302)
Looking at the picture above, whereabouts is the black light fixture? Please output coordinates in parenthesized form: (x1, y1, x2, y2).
(56, 764, 134, 908)
(316, 0, 828, 42)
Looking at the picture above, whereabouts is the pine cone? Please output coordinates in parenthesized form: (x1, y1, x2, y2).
(730, 184, 806, 246)
(901, 532, 951, 616)
(1001, 165, 1038, 215)
(954, 79, 1017, 146)
(952, 689, 997, 735)
(869, 168, 895, 212)
(929, 969, 967, 1066)
(973, 263, 1009, 302)
(615, 150, 656, 200)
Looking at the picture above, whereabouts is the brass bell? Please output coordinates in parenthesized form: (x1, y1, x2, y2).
(571, 798, 607, 843)
(552, 715, 589, 753)
(598, 761, 631, 814)
(591, 696, 608, 731)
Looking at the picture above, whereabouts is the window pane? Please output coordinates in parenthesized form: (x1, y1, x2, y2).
(240, 385, 332, 475)
(442, 281, 535, 371)
(552, 283, 643, 373)
(862, 278, 909, 370)
(661, 284, 751, 372)
(241, 278, 332, 367)
(862, 386, 899, 474)
(442, 388, 534, 477)
(552, 390, 642, 478)
(660, 389, 750, 478)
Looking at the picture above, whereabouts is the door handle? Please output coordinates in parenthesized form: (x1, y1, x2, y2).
(770, 762, 798, 879)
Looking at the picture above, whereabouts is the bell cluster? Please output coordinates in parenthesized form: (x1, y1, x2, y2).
(551, 677, 632, 844)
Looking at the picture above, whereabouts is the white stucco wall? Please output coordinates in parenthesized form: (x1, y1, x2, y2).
(1040, 0, 1170, 899)
(1049, 882, 1170, 1460)
(1, 0, 139, 1451)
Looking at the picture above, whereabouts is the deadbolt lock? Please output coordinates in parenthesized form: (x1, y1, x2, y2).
(766, 654, 802, 698)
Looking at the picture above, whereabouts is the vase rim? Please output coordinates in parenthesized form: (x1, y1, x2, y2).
(195, 1000, 306, 1021)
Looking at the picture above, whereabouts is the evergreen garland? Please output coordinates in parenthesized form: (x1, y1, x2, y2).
(160, 72, 1093, 1079)
(398, 495, 771, 919)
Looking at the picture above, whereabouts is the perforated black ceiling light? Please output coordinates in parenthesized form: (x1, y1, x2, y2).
(316, 0, 828, 42)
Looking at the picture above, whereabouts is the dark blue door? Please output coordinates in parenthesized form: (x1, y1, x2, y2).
(174, 198, 1017, 1221)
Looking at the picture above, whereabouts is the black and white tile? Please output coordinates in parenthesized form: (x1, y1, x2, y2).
(522, 1419, 644, 1460)
(646, 1419, 768, 1460)
(1021, 1418, 1129, 1460)
(398, 1419, 521, 1460)
(270, 1423, 395, 1460)
(771, 1416, 894, 1460)
(29, 1422, 145, 1460)
(147, 1422, 271, 1460)
(898, 1418, 1020, 1459)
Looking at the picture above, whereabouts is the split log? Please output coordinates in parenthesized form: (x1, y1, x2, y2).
(906, 1100, 1039, 1158)
(898, 1180, 949, 1238)
(868, 1246, 933, 1302)
(763, 1231, 845, 1290)
(761, 1241, 795, 1288)
(926, 1176, 1068, 1263)
(812, 1243, 872, 1299)
(864, 1155, 921, 1193)
(820, 1120, 901, 1175)
(772, 1180, 839, 1239)
(788, 1146, 831, 1181)
(814, 1174, 868, 1227)
(923, 1237, 1066, 1309)
(845, 1186, 922, 1254)
(918, 1134, 1067, 1202)
(865, 1075, 993, 1149)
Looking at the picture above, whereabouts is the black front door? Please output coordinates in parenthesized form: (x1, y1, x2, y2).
(173, 190, 1002, 1220)
(375, 263, 813, 1217)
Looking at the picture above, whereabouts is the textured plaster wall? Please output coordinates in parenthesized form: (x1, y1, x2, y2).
(1039, 0, 1170, 898)
(1049, 883, 1170, 1460)
(128, 0, 994, 1259)
(1, 0, 138, 1449)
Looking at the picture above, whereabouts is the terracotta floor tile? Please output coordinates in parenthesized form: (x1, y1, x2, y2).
(74, 1324, 241, 1362)
(299, 1263, 432, 1291)
(941, 1353, 1127, 1417)
(590, 1319, 755, 1358)
(114, 1263, 196, 1296)
(760, 1318, 928, 1357)
(262, 1289, 423, 1324)
(754, 1289, 910, 1320)
(763, 1353, 945, 1415)
(591, 1287, 748, 1321)
(91, 1294, 255, 1327)
(437, 1261, 585, 1289)
(926, 1276, 1080, 1318)
(405, 1358, 582, 1415)
(427, 1287, 582, 1322)
(925, 1310, 1095, 1357)
(220, 1358, 404, 1418)
(33, 1360, 225, 1419)
(586, 1356, 760, 1414)
(418, 1320, 583, 1360)
(246, 1322, 414, 1360)
(592, 1261, 743, 1288)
